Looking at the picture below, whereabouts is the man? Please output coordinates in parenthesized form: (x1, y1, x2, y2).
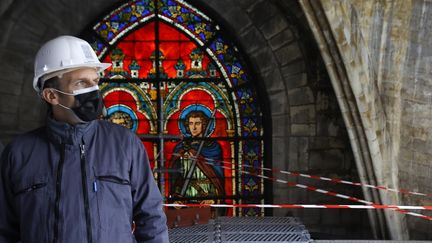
(168, 110, 223, 201)
(0, 36, 168, 243)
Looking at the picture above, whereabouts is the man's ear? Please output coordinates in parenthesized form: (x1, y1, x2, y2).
(41, 88, 59, 105)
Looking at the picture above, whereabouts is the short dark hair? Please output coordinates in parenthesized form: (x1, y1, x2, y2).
(40, 76, 60, 91)
(184, 110, 209, 133)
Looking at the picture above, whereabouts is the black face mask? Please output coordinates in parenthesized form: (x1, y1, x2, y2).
(71, 90, 103, 121)
(55, 86, 103, 122)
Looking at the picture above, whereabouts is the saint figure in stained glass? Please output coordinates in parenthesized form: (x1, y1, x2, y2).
(169, 109, 224, 201)
(108, 111, 134, 129)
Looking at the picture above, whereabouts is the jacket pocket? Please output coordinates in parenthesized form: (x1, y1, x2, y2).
(93, 171, 132, 233)
(11, 175, 51, 242)
(12, 176, 48, 197)
(97, 175, 130, 185)
(13, 182, 47, 196)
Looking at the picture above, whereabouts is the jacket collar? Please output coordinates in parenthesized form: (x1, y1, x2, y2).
(46, 116, 97, 145)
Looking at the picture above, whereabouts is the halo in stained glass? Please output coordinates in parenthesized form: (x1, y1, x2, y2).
(178, 104, 216, 137)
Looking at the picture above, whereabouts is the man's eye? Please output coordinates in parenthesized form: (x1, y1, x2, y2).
(75, 80, 84, 86)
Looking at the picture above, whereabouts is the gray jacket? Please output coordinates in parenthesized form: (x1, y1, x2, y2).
(0, 118, 168, 243)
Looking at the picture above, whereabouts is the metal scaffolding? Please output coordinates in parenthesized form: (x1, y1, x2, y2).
(169, 217, 312, 243)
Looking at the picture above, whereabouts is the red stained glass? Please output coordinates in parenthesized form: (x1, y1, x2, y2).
(102, 20, 216, 79)
(102, 22, 156, 78)
(103, 90, 151, 134)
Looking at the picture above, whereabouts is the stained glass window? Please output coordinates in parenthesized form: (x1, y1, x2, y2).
(85, 0, 265, 216)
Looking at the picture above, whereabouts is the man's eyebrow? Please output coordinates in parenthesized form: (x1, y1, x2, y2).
(75, 76, 99, 82)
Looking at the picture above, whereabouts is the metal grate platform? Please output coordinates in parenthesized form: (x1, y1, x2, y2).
(219, 224, 306, 233)
(216, 216, 301, 225)
(168, 233, 212, 243)
(169, 224, 211, 235)
(221, 233, 309, 242)
(169, 216, 312, 243)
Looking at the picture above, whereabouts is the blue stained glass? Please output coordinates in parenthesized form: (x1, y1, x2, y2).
(238, 88, 255, 100)
(166, 0, 176, 5)
(89, 36, 106, 55)
(254, 161, 261, 169)
(111, 15, 120, 21)
(96, 42, 104, 51)
(241, 74, 248, 82)
(232, 63, 242, 72)
(108, 32, 114, 40)
(199, 32, 206, 41)
(237, 90, 246, 99)
(226, 65, 232, 74)
(98, 24, 107, 31)
(232, 78, 238, 86)
(181, 7, 189, 14)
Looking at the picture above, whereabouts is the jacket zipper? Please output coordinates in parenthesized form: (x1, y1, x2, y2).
(80, 143, 93, 243)
(53, 144, 65, 243)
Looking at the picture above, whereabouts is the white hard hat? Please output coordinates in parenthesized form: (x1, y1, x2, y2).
(33, 35, 111, 92)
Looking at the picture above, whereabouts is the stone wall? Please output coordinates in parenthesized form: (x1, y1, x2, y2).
(400, 1, 432, 239)
(300, 0, 432, 240)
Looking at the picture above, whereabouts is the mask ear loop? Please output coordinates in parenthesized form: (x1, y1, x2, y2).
(51, 88, 87, 123)
(50, 85, 100, 96)
(52, 88, 75, 96)
(50, 89, 74, 110)
(57, 103, 72, 110)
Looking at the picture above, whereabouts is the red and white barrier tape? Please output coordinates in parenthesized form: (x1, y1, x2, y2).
(205, 162, 432, 220)
(231, 165, 432, 220)
(236, 166, 371, 205)
(169, 153, 432, 221)
(208, 159, 432, 221)
(163, 203, 432, 220)
(280, 172, 430, 197)
(164, 203, 432, 211)
(172, 153, 431, 198)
